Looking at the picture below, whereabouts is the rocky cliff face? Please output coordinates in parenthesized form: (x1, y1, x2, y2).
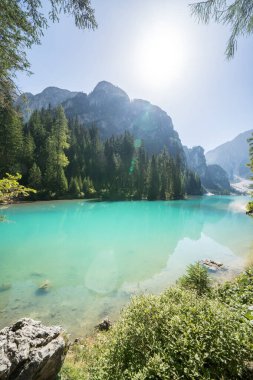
(17, 81, 185, 159)
(16, 87, 79, 122)
(184, 146, 232, 194)
(16, 81, 232, 194)
(206, 129, 253, 180)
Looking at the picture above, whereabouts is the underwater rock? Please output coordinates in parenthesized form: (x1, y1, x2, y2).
(31, 272, 44, 278)
(200, 259, 226, 272)
(0, 284, 11, 292)
(96, 317, 112, 331)
(0, 318, 68, 380)
(36, 280, 51, 295)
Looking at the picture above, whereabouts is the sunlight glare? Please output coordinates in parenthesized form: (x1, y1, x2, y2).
(135, 24, 186, 88)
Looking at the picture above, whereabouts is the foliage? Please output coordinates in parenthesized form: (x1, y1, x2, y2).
(178, 262, 211, 295)
(190, 0, 253, 59)
(0, 0, 97, 108)
(44, 106, 70, 196)
(0, 106, 23, 175)
(28, 163, 42, 190)
(62, 287, 253, 380)
(246, 201, 253, 215)
(0, 106, 201, 200)
(0, 173, 36, 203)
(248, 133, 253, 178)
(214, 266, 253, 316)
(247, 133, 253, 213)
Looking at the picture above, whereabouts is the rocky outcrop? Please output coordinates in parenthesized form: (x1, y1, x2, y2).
(16, 87, 79, 122)
(0, 318, 67, 380)
(64, 81, 185, 158)
(206, 129, 253, 180)
(184, 146, 232, 194)
(16, 81, 185, 159)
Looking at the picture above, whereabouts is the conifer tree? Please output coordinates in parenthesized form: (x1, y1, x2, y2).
(28, 163, 42, 189)
(44, 106, 69, 196)
(0, 106, 23, 176)
(147, 155, 160, 200)
(69, 177, 81, 197)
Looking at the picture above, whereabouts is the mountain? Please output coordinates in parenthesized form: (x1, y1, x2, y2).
(184, 146, 232, 194)
(16, 87, 79, 122)
(206, 130, 253, 180)
(17, 81, 185, 159)
(17, 81, 232, 194)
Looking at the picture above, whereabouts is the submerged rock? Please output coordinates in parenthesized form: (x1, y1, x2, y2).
(36, 280, 51, 295)
(96, 318, 112, 331)
(0, 318, 68, 380)
(0, 284, 11, 292)
(200, 259, 226, 272)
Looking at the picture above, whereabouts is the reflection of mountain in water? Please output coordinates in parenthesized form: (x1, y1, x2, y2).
(0, 197, 252, 336)
(0, 198, 251, 297)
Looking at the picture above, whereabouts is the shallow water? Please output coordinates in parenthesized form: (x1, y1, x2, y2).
(0, 196, 252, 337)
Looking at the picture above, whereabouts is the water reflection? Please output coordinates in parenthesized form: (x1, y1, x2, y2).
(0, 196, 252, 336)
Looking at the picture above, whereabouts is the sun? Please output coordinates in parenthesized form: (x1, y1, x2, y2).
(135, 24, 186, 88)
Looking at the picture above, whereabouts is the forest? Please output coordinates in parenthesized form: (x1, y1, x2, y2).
(0, 105, 202, 201)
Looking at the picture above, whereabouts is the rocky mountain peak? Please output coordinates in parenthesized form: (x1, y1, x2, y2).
(90, 81, 130, 102)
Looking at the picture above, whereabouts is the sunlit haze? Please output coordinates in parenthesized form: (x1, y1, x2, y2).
(16, 0, 253, 151)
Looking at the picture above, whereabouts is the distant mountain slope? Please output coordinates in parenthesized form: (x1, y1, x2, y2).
(16, 86, 79, 122)
(17, 81, 184, 158)
(16, 81, 233, 194)
(206, 130, 253, 180)
(184, 146, 232, 194)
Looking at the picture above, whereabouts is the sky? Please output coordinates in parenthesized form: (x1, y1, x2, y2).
(17, 0, 253, 151)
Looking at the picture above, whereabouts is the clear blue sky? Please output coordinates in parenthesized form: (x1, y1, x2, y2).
(17, 0, 253, 151)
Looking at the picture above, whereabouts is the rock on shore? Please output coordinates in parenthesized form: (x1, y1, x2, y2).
(0, 318, 68, 380)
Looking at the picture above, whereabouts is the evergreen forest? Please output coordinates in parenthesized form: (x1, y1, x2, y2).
(0, 105, 202, 201)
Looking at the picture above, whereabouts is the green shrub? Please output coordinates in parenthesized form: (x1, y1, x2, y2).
(88, 288, 253, 380)
(214, 266, 253, 316)
(178, 262, 211, 295)
(246, 201, 253, 215)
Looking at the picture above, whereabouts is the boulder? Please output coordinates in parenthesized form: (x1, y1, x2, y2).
(0, 318, 68, 380)
(96, 318, 112, 331)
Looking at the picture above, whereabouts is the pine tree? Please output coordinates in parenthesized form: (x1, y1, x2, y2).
(44, 106, 69, 196)
(28, 163, 42, 189)
(0, 105, 23, 176)
(147, 155, 160, 200)
(69, 177, 80, 197)
(23, 133, 36, 171)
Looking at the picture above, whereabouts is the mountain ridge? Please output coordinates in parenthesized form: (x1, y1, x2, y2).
(16, 82, 232, 194)
(206, 129, 253, 180)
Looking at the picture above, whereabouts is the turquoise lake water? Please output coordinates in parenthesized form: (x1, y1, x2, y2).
(0, 196, 252, 337)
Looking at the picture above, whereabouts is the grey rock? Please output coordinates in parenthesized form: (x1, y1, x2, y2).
(206, 129, 253, 180)
(184, 146, 232, 194)
(16, 81, 185, 159)
(0, 318, 67, 380)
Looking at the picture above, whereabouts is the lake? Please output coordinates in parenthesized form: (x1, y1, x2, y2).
(0, 196, 252, 337)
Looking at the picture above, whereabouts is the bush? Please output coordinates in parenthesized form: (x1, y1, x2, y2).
(246, 201, 253, 215)
(214, 266, 253, 316)
(178, 262, 211, 296)
(87, 288, 253, 380)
